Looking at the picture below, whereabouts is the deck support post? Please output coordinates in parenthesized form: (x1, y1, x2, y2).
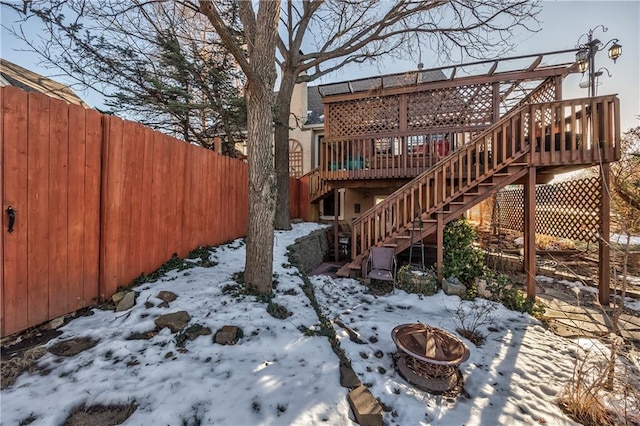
(436, 212, 444, 283)
(524, 166, 536, 298)
(334, 187, 339, 262)
(599, 163, 611, 305)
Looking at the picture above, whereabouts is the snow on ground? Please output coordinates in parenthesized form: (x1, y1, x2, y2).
(611, 233, 640, 248)
(312, 276, 581, 425)
(0, 223, 629, 425)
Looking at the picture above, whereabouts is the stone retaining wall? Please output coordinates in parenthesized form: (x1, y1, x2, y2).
(288, 229, 329, 273)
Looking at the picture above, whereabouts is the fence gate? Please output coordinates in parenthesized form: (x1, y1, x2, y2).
(1, 87, 102, 336)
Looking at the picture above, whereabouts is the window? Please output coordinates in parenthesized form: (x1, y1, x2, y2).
(320, 189, 345, 220)
(289, 139, 303, 177)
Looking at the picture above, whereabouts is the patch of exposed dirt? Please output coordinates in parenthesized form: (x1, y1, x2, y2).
(63, 402, 137, 426)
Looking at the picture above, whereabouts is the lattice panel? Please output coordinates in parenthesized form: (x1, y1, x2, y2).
(525, 78, 556, 105)
(327, 96, 400, 138)
(407, 84, 493, 130)
(495, 177, 602, 243)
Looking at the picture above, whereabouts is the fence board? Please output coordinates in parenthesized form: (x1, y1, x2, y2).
(100, 116, 124, 298)
(67, 104, 86, 312)
(158, 134, 172, 261)
(117, 121, 134, 287)
(127, 122, 145, 280)
(2, 87, 29, 335)
(83, 109, 102, 305)
(48, 98, 70, 318)
(203, 151, 214, 247)
(139, 126, 155, 274)
(27, 93, 52, 325)
(149, 131, 164, 271)
(181, 144, 194, 256)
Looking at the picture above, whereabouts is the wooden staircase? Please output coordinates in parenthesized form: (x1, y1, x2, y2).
(305, 166, 332, 203)
(345, 94, 621, 275)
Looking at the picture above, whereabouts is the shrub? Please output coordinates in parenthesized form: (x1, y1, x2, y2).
(450, 301, 498, 347)
(481, 272, 546, 318)
(266, 301, 292, 320)
(443, 218, 485, 285)
(396, 265, 439, 295)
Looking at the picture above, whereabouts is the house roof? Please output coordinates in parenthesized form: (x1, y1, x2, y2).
(306, 85, 324, 126)
(0, 58, 87, 107)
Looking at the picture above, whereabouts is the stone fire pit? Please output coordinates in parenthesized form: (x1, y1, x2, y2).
(391, 323, 470, 393)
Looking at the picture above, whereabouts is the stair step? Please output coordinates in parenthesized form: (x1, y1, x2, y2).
(383, 243, 398, 248)
(396, 235, 411, 240)
(336, 263, 354, 277)
(493, 173, 510, 177)
(479, 182, 494, 186)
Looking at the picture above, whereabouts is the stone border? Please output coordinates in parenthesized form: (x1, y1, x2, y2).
(287, 234, 384, 426)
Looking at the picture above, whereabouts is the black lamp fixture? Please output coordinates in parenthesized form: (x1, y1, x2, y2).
(575, 25, 622, 97)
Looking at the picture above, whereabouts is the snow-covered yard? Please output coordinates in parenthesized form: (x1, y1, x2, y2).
(1, 223, 637, 425)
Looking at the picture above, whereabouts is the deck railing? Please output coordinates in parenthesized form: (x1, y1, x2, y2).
(350, 95, 620, 261)
(319, 130, 482, 182)
(304, 166, 332, 202)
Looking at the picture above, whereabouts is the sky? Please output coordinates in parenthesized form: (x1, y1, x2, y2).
(1, 1, 639, 130)
(1, 222, 638, 425)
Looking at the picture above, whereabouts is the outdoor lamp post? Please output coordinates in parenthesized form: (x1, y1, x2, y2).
(575, 25, 622, 97)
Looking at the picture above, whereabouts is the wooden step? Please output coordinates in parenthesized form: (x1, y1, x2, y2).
(395, 235, 411, 240)
(383, 243, 398, 248)
(336, 263, 354, 277)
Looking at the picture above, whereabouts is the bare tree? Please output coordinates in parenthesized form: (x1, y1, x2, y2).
(272, 0, 541, 230)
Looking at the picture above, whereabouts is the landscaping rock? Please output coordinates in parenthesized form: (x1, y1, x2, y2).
(112, 290, 128, 305)
(116, 291, 136, 312)
(348, 385, 383, 426)
(154, 311, 191, 333)
(215, 325, 240, 345)
(158, 301, 170, 309)
(442, 277, 467, 298)
(186, 325, 212, 341)
(126, 331, 157, 340)
(475, 278, 492, 299)
(48, 337, 98, 357)
(49, 316, 65, 330)
(340, 365, 362, 388)
(156, 290, 177, 303)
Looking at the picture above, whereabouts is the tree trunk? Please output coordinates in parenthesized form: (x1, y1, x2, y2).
(244, 79, 276, 293)
(274, 72, 296, 230)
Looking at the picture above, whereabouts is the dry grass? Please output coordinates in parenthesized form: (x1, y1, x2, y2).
(1, 346, 46, 390)
(559, 343, 640, 426)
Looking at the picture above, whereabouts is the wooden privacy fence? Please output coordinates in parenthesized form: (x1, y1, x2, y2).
(1, 86, 305, 337)
(493, 177, 601, 242)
